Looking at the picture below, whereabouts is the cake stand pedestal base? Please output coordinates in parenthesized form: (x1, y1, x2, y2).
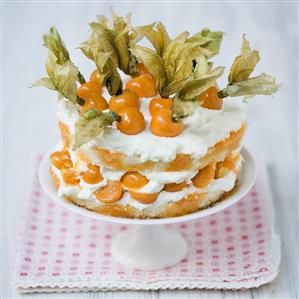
(111, 225, 187, 270)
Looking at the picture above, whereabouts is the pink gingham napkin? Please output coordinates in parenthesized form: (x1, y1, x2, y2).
(13, 155, 280, 293)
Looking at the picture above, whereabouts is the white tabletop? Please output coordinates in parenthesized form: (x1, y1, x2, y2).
(2, 2, 298, 298)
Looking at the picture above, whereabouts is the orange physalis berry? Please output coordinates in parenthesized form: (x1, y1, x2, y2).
(136, 63, 149, 75)
(50, 169, 60, 190)
(81, 164, 103, 184)
(215, 155, 236, 179)
(90, 69, 100, 82)
(128, 191, 158, 204)
(163, 181, 188, 192)
(77, 81, 102, 101)
(50, 150, 72, 169)
(109, 90, 140, 113)
(58, 122, 72, 149)
(116, 107, 145, 135)
(61, 167, 80, 185)
(149, 97, 172, 116)
(192, 164, 216, 188)
(121, 171, 149, 189)
(199, 85, 223, 110)
(125, 74, 156, 98)
(81, 94, 108, 112)
(150, 108, 184, 137)
(94, 180, 123, 204)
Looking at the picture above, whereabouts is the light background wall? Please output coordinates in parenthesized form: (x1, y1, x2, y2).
(2, 2, 298, 298)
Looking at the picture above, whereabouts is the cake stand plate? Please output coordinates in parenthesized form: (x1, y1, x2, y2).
(39, 148, 255, 270)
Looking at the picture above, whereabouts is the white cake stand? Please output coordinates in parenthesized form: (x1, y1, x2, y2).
(39, 148, 255, 270)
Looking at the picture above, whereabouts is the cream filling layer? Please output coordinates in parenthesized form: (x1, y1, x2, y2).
(52, 157, 241, 211)
(56, 143, 205, 195)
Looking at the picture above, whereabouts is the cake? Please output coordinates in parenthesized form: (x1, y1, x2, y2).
(32, 11, 278, 218)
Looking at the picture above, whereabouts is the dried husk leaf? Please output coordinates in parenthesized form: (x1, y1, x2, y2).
(218, 73, 279, 99)
(90, 12, 138, 76)
(162, 56, 193, 96)
(43, 27, 70, 64)
(172, 96, 199, 120)
(47, 52, 79, 103)
(163, 41, 193, 83)
(177, 77, 216, 102)
(165, 32, 219, 97)
(241, 35, 251, 55)
(79, 12, 138, 94)
(131, 29, 223, 98)
(228, 35, 260, 83)
(162, 32, 189, 71)
(161, 34, 201, 97)
(186, 28, 224, 58)
(89, 22, 119, 66)
(30, 78, 56, 90)
(74, 109, 120, 148)
(131, 45, 166, 93)
(111, 12, 138, 75)
(170, 55, 224, 117)
(198, 29, 224, 57)
(32, 51, 79, 104)
(135, 22, 170, 56)
(43, 27, 85, 84)
(193, 55, 210, 78)
(114, 32, 131, 72)
(178, 65, 224, 101)
(189, 45, 211, 60)
(95, 53, 123, 96)
(219, 35, 279, 99)
(104, 65, 123, 96)
(162, 79, 190, 98)
(80, 30, 123, 96)
(96, 15, 110, 28)
(186, 33, 212, 45)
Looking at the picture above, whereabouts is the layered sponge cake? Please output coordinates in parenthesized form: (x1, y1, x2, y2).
(33, 11, 278, 218)
(51, 96, 245, 218)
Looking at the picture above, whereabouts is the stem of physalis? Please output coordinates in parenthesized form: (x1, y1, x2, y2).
(171, 112, 185, 123)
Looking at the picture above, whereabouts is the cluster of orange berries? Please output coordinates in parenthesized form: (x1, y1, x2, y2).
(76, 64, 190, 138)
(77, 70, 107, 112)
(120, 165, 216, 204)
(120, 154, 237, 203)
(50, 150, 103, 186)
(76, 64, 222, 138)
(51, 149, 237, 204)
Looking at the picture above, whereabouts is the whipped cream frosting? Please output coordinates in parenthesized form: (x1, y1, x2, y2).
(57, 94, 246, 163)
